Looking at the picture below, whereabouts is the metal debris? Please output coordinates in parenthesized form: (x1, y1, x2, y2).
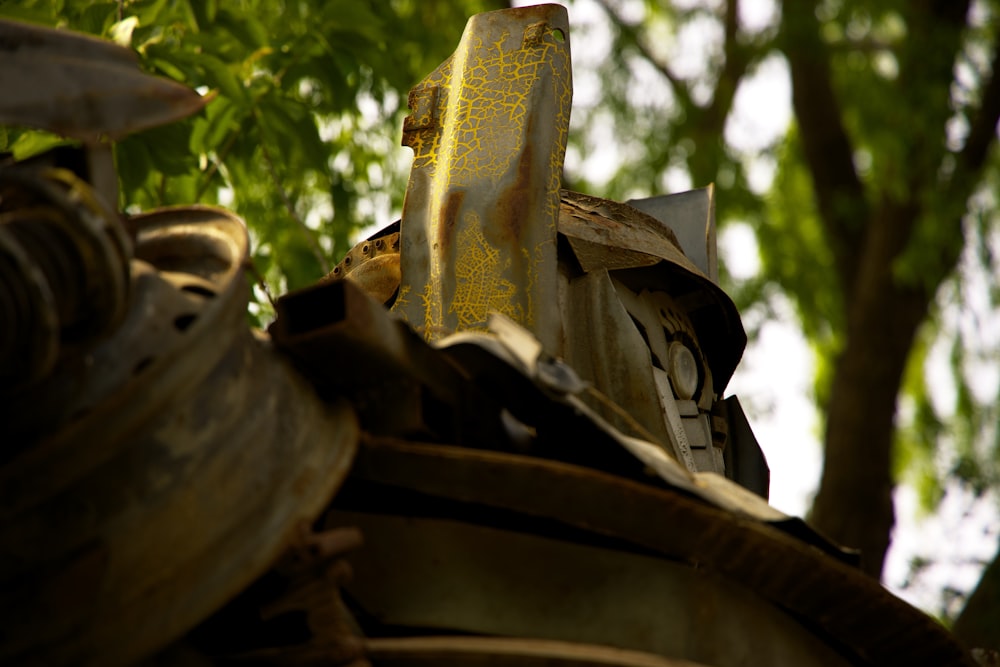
(0, 6, 979, 667)
(0, 207, 359, 667)
(322, 226, 401, 305)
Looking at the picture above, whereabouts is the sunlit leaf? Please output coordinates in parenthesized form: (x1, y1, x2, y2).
(8, 131, 73, 160)
(109, 16, 138, 47)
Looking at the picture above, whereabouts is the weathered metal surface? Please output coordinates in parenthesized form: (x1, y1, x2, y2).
(558, 189, 744, 392)
(720, 396, 770, 499)
(557, 266, 726, 474)
(435, 315, 782, 521)
(269, 279, 508, 448)
(0, 18, 207, 142)
(392, 4, 572, 353)
(0, 8, 971, 667)
(322, 225, 401, 305)
(558, 268, 683, 462)
(0, 207, 359, 666)
(2, 206, 244, 444)
(182, 526, 367, 665)
(339, 436, 975, 667)
(330, 510, 853, 667)
(327, 188, 751, 478)
(627, 186, 717, 284)
(0, 165, 131, 396)
(365, 635, 715, 666)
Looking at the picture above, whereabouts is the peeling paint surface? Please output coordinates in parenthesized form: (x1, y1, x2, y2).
(393, 5, 572, 352)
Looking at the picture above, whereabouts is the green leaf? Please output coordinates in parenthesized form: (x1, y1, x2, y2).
(8, 131, 73, 160)
(190, 96, 241, 155)
(114, 136, 154, 205)
(130, 0, 170, 27)
(147, 57, 188, 83)
(215, 8, 267, 50)
(198, 53, 250, 105)
(256, 95, 327, 173)
(190, 0, 216, 27)
(76, 2, 117, 35)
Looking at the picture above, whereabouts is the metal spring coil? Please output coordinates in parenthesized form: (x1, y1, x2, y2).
(0, 166, 131, 392)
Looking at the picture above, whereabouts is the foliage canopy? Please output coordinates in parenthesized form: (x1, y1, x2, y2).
(1, 0, 503, 311)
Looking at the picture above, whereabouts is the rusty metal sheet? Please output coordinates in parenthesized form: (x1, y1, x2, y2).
(627, 186, 717, 284)
(0, 19, 208, 142)
(558, 190, 745, 392)
(269, 279, 513, 449)
(339, 437, 975, 667)
(435, 314, 777, 513)
(365, 636, 714, 667)
(721, 395, 770, 499)
(330, 510, 853, 667)
(558, 268, 681, 461)
(560, 190, 690, 275)
(392, 5, 572, 353)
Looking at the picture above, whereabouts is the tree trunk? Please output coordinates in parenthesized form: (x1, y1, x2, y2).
(780, 0, 976, 579)
(810, 289, 929, 576)
(954, 548, 1000, 651)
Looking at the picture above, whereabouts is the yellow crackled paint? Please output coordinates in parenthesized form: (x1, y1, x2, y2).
(392, 4, 572, 352)
(450, 215, 524, 328)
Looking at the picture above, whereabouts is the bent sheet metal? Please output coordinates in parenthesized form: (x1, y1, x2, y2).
(392, 4, 572, 354)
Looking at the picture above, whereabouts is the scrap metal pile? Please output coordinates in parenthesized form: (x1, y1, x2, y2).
(0, 6, 979, 667)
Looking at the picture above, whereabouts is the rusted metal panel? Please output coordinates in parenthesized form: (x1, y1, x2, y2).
(269, 279, 513, 449)
(559, 190, 688, 274)
(341, 437, 975, 667)
(330, 510, 854, 667)
(434, 314, 780, 518)
(559, 189, 744, 393)
(392, 5, 572, 353)
(720, 396, 770, 499)
(559, 268, 682, 462)
(322, 229, 402, 305)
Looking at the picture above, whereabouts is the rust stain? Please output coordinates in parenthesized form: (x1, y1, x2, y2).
(438, 189, 465, 255)
(506, 5, 547, 20)
(494, 142, 535, 246)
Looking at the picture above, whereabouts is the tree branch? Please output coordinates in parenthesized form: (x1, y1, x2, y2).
(595, 0, 770, 189)
(780, 0, 866, 296)
(592, 0, 695, 112)
(710, 0, 753, 124)
(898, 0, 997, 289)
(958, 34, 1000, 175)
(953, 547, 1000, 651)
(894, 0, 970, 198)
(195, 127, 240, 201)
